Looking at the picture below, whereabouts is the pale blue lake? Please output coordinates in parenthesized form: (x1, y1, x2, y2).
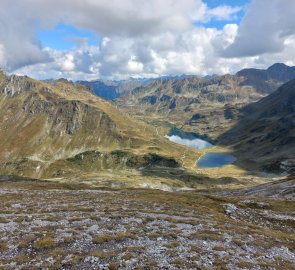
(165, 128, 237, 168)
(197, 152, 237, 168)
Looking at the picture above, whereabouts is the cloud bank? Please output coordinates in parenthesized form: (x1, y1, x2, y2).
(0, 0, 294, 80)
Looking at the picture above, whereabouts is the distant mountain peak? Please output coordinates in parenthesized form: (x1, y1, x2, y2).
(267, 63, 289, 70)
(56, 78, 72, 83)
(236, 63, 295, 94)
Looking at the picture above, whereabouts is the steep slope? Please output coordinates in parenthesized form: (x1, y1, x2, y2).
(236, 63, 295, 94)
(218, 79, 295, 174)
(0, 71, 208, 186)
(0, 73, 126, 160)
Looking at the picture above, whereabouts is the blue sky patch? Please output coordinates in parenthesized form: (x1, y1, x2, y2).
(38, 23, 99, 50)
(197, 0, 251, 29)
(205, 0, 250, 8)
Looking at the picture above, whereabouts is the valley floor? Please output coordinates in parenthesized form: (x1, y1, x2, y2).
(0, 179, 294, 270)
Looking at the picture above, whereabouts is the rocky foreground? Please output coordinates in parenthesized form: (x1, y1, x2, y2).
(0, 179, 294, 270)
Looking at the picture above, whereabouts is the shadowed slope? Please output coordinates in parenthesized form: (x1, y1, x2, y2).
(218, 79, 295, 174)
(237, 63, 295, 94)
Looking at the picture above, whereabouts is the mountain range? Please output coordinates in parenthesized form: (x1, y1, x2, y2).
(0, 62, 294, 186)
(114, 63, 295, 139)
(77, 63, 295, 141)
(78, 76, 198, 100)
(80, 63, 295, 102)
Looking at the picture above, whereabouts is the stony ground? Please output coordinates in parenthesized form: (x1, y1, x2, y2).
(0, 180, 294, 270)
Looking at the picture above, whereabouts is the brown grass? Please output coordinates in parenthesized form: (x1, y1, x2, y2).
(33, 235, 57, 249)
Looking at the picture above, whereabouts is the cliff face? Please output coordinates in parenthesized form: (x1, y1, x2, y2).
(22, 92, 115, 135)
(0, 73, 37, 96)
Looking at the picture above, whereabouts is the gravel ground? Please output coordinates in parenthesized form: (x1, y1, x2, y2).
(0, 180, 294, 269)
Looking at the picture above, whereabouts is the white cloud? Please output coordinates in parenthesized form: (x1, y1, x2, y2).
(0, 44, 6, 67)
(3, 0, 295, 80)
(59, 54, 76, 72)
(10, 25, 239, 80)
(127, 56, 144, 73)
(223, 0, 295, 57)
(206, 5, 242, 21)
(14, 25, 244, 80)
(101, 37, 111, 48)
(0, 0, 51, 70)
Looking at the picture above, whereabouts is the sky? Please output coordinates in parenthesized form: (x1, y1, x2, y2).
(0, 0, 295, 80)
